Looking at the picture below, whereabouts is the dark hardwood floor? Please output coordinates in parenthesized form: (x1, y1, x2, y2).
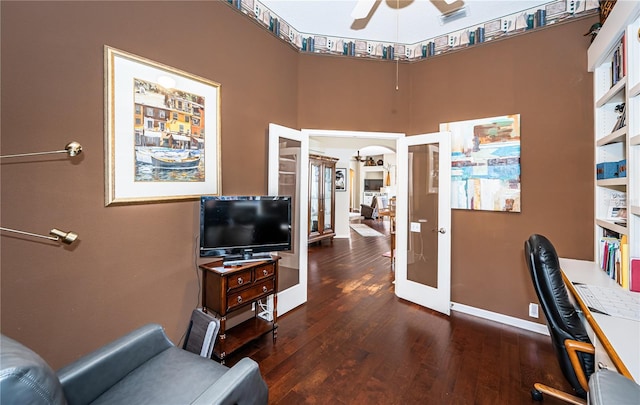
(228, 219, 575, 404)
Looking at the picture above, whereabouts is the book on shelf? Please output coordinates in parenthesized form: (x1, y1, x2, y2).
(632, 258, 640, 292)
(605, 191, 626, 222)
(599, 236, 622, 284)
(611, 33, 626, 86)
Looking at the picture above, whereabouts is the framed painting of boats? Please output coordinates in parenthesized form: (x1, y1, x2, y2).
(105, 46, 221, 206)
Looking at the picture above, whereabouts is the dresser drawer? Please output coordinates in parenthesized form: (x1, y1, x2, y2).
(254, 263, 275, 281)
(227, 269, 253, 291)
(226, 279, 275, 311)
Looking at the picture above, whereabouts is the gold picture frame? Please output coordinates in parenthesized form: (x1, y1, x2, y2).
(104, 46, 221, 206)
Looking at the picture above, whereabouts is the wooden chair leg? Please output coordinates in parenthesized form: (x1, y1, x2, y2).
(532, 382, 586, 405)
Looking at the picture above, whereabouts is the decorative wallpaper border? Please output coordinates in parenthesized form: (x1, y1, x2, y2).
(225, 0, 599, 61)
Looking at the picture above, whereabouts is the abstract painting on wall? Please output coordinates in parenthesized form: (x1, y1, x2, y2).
(440, 115, 521, 212)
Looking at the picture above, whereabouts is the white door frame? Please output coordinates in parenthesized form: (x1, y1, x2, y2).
(268, 124, 309, 316)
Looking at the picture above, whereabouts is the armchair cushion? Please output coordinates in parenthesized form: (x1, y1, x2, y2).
(2, 323, 268, 405)
(0, 334, 67, 405)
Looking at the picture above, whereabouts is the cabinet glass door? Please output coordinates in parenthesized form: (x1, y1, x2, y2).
(323, 166, 333, 231)
(310, 163, 320, 233)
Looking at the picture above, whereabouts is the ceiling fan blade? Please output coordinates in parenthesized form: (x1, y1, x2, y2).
(351, 0, 377, 19)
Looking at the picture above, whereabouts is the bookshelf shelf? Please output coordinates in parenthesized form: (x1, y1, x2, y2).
(588, 1, 640, 291)
(595, 219, 628, 236)
(630, 82, 640, 99)
(597, 127, 627, 146)
(596, 78, 626, 107)
(597, 178, 627, 187)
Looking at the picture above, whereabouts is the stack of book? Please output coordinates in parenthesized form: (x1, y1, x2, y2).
(599, 235, 630, 289)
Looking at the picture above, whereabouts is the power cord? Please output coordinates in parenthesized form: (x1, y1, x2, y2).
(177, 233, 202, 348)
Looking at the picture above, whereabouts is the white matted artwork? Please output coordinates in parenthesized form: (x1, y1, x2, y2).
(335, 167, 347, 191)
(105, 46, 221, 206)
(440, 114, 521, 212)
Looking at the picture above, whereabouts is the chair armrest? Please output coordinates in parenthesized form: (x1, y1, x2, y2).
(565, 339, 595, 393)
(190, 358, 268, 405)
(57, 323, 173, 405)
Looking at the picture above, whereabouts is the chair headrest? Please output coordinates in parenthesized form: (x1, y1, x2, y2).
(525, 234, 590, 341)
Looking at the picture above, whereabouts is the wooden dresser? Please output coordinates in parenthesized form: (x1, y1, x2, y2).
(199, 257, 279, 363)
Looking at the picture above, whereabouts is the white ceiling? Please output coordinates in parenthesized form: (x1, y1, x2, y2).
(260, 0, 553, 44)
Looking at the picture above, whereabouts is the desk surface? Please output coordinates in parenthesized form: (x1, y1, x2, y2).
(560, 258, 640, 382)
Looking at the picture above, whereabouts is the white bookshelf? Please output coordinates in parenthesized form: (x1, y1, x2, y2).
(588, 2, 640, 289)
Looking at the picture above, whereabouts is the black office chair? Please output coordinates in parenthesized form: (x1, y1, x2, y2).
(524, 234, 595, 404)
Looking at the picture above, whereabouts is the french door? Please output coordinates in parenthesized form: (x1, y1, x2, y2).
(268, 125, 452, 317)
(395, 132, 452, 315)
(267, 123, 309, 315)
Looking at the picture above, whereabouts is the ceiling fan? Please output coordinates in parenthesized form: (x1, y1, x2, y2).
(351, 0, 466, 22)
(353, 151, 367, 162)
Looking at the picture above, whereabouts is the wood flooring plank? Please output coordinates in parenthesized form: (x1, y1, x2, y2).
(224, 219, 569, 404)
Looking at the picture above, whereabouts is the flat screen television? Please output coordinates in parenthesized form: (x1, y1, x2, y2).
(199, 196, 292, 260)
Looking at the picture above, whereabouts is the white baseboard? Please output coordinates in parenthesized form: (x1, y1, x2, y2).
(451, 302, 549, 336)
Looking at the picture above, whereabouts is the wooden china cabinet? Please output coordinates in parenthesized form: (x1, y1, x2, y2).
(308, 154, 338, 244)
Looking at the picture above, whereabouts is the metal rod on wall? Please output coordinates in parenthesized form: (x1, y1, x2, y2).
(0, 141, 82, 159)
(0, 227, 79, 245)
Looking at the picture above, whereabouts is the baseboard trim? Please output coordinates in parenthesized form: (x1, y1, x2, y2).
(451, 302, 549, 336)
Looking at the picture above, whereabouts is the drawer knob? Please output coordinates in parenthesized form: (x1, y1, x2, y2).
(237, 296, 243, 303)
(237, 277, 244, 285)
(263, 269, 268, 276)
(262, 285, 268, 293)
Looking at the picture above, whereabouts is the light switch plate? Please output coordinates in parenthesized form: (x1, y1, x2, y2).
(410, 222, 421, 232)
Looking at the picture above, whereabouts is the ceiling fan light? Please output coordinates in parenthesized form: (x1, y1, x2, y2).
(440, 6, 467, 25)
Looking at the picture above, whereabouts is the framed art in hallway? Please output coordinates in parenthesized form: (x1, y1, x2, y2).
(104, 46, 221, 206)
(335, 167, 347, 191)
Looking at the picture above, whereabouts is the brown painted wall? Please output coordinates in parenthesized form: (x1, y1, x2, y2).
(1, 0, 596, 368)
(406, 19, 596, 318)
(1, 1, 298, 368)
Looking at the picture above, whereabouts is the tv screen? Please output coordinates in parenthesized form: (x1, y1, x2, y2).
(199, 196, 292, 259)
(364, 179, 383, 191)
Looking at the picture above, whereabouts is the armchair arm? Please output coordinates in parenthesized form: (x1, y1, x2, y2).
(57, 323, 173, 405)
(190, 358, 268, 405)
(565, 339, 596, 393)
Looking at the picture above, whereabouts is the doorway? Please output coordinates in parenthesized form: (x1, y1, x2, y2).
(269, 125, 451, 318)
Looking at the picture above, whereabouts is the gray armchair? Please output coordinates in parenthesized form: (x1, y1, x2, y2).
(0, 323, 268, 405)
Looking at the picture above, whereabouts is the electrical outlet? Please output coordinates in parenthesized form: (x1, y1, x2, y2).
(254, 4, 260, 17)
(367, 43, 373, 54)
(529, 303, 539, 318)
(448, 35, 456, 47)
(502, 19, 510, 32)
(405, 47, 411, 58)
(567, 0, 575, 13)
(327, 38, 333, 50)
(288, 29, 294, 42)
(410, 222, 421, 232)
